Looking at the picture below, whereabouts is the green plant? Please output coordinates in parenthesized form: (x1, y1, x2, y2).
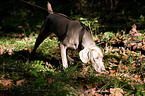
(79, 17, 99, 35)
(103, 32, 114, 41)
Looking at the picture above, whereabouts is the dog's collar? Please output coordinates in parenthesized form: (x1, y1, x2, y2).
(78, 27, 85, 50)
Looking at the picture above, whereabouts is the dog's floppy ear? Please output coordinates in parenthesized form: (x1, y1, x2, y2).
(79, 48, 90, 63)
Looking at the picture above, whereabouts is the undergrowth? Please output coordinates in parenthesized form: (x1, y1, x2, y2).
(0, 27, 145, 95)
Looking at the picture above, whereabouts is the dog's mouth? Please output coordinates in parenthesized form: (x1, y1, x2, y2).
(92, 58, 105, 72)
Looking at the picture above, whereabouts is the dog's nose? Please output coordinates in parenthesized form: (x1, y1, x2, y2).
(101, 66, 106, 71)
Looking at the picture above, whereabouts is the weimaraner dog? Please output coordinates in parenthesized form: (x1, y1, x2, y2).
(31, 2, 105, 72)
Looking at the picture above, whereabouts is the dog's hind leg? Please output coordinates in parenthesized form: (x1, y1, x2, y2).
(31, 21, 51, 54)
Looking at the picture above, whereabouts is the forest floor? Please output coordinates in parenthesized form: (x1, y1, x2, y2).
(0, 24, 145, 96)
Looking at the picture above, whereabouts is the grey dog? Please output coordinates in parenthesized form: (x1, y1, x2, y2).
(31, 2, 105, 72)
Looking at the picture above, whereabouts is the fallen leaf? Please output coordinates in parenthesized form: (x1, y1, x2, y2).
(110, 88, 124, 96)
(0, 79, 14, 89)
(6, 42, 9, 47)
(16, 79, 25, 86)
(8, 49, 13, 55)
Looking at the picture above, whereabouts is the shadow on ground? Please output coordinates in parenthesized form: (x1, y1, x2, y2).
(0, 50, 61, 68)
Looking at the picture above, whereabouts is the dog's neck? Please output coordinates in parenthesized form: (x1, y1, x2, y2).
(82, 30, 96, 48)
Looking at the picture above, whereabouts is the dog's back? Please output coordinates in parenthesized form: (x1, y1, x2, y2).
(46, 2, 78, 41)
(46, 14, 71, 40)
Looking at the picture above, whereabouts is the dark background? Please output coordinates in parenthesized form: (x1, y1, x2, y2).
(0, 0, 145, 34)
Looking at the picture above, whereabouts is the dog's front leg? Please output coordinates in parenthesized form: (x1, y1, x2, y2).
(60, 43, 68, 69)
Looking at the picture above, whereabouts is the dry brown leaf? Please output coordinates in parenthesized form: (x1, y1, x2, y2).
(122, 55, 128, 60)
(0, 45, 3, 54)
(16, 79, 25, 86)
(110, 88, 123, 96)
(0, 79, 14, 89)
(6, 42, 9, 47)
(8, 49, 13, 55)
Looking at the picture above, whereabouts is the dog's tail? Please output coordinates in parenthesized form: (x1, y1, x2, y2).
(47, 2, 54, 14)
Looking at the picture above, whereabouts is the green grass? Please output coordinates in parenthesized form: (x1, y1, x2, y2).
(0, 31, 145, 96)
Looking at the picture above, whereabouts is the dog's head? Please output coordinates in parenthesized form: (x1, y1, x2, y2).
(79, 45, 105, 72)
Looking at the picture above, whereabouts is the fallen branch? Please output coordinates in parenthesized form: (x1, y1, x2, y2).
(99, 77, 113, 93)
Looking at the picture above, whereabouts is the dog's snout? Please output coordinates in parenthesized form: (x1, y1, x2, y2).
(101, 66, 106, 71)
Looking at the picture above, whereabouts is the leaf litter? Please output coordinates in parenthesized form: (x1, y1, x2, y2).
(0, 24, 145, 95)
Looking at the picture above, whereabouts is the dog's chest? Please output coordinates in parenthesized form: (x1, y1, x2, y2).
(62, 21, 83, 49)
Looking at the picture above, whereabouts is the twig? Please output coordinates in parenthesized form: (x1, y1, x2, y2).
(20, 0, 47, 11)
(99, 77, 113, 93)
